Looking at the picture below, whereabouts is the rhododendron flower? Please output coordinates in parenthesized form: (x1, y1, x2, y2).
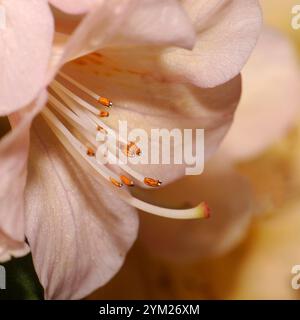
(0, 0, 261, 299)
(139, 27, 300, 261)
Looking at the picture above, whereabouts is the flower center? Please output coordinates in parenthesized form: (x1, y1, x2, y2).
(42, 57, 209, 220)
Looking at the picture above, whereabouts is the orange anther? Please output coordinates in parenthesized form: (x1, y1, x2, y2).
(86, 147, 95, 157)
(120, 175, 134, 187)
(99, 97, 112, 107)
(110, 177, 123, 188)
(144, 177, 162, 187)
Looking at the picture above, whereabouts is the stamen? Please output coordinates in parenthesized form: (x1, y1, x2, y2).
(110, 177, 123, 188)
(49, 88, 146, 185)
(58, 72, 113, 107)
(50, 85, 162, 188)
(120, 175, 134, 187)
(42, 106, 209, 220)
(51, 80, 99, 115)
(51, 93, 157, 189)
(46, 71, 210, 221)
(45, 100, 145, 189)
(48, 95, 96, 135)
(144, 177, 162, 187)
(41, 107, 120, 183)
(50, 81, 128, 145)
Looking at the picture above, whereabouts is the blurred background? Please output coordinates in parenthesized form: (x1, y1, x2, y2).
(1, 0, 300, 300)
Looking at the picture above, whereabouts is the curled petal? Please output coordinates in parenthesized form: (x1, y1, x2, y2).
(0, 232, 30, 263)
(160, 0, 262, 87)
(0, 91, 47, 261)
(0, 0, 53, 115)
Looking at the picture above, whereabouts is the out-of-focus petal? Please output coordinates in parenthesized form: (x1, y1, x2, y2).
(160, 0, 262, 87)
(0, 0, 53, 115)
(260, 0, 299, 39)
(138, 162, 253, 261)
(60, 58, 241, 184)
(220, 28, 300, 161)
(0, 91, 47, 261)
(210, 199, 300, 299)
(25, 117, 139, 299)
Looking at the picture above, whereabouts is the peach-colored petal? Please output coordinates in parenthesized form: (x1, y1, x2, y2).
(160, 0, 262, 87)
(0, 0, 53, 115)
(138, 162, 253, 261)
(108, 0, 196, 49)
(220, 28, 300, 161)
(52, 0, 196, 70)
(25, 117, 139, 299)
(49, 0, 98, 14)
(59, 58, 241, 184)
(0, 91, 47, 261)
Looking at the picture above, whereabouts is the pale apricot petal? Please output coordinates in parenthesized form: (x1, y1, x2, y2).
(49, 0, 98, 14)
(138, 162, 253, 261)
(160, 0, 262, 87)
(108, 0, 196, 49)
(52, 0, 196, 70)
(0, 0, 53, 115)
(25, 117, 138, 299)
(220, 28, 300, 161)
(58, 59, 241, 184)
(0, 91, 47, 261)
